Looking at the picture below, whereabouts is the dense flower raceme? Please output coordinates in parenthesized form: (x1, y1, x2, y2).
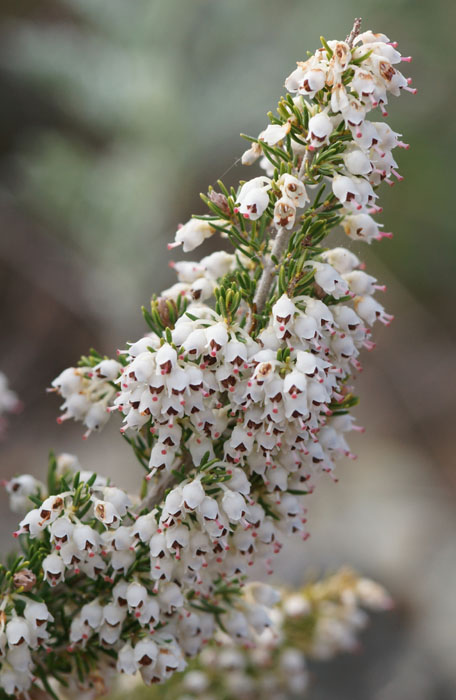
(0, 373, 21, 439)
(0, 25, 412, 699)
(111, 569, 392, 700)
(0, 457, 283, 695)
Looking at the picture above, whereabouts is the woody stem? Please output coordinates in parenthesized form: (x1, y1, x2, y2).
(141, 452, 193, 510)
(346, 17, 362, 47)
(250, 225, 292, 323)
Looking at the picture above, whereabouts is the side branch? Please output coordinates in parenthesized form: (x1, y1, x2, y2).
(346, 18, 362, 47)
(251, 226, 293, 318)
(142, 453, 194, 511)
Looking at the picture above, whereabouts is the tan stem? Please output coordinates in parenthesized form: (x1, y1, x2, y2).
(346, 17, 362, 47)
(250, 225, 293, 322)
(141, 452, 193, 511)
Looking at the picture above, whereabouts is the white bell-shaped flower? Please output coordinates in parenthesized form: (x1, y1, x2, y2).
(5, 475, 43, 514)
(309, 262, 350, 298)
(126, 582, 148, 611)
(113, 580, 129, 607)
(165, 524, 189, 554)
(301, 297, 334, 328)
(299, 67, 326, 96)
(132, 512, 157, 542)
(277, 174, 309, 208)
(241, 141, 262, 166)
(350, 67, 376, 99)
(355, 30, 390, 45)
(259, 122, 291, 146)
(280, 647, 307, 673)
(93, 499, 121, 528)
(50, 516, 74, 549)
(93, 359, 122, 380)
(342, 213, 385, 243)
(158, 582, 184, 614)
(24, 601, 53, 630)
(99, 622, 121, 646)
(235, 177, 272, 221)
(183, 670, 209, 693)
(221, 489, 246, 522)
(80, 600, 104, 629)
(149, 531, 167, 558)
(202, 251, 236, 279)
(0, 668, 31, 695)
(111, 549, 135, 574)
(245, 603, 272, 633)
(103, 602, 127, 628)
(163, 487, 184, 518)
(72, 523, 100, 554)
(108, 525, 134, 551)
(343, 146, 372, 176)
(83, 402, 110, 435)
(328, 40, 352, 71)
(80, 553, 106, 580)
(343, 270, 379, 296)
(222, 610, 250, 640)
(274, 197, 296, 230)
(332, 175, 362, 209)
(51, 367, 83, 396)
(205, 322, 229, 355)
(39, 494, 65, 526)
(42, 552, 65, 587)
(182, 479, 205, 510)
(272, 294, 297, 325)
(117, 643, 138, 675)
(102, 486, 131, 516)
(129, 352, 156, 383)
(16, 509, 45, 538)
(229, 468, 251, 496)
(6, 617, 31, 647)
(355, 578, 392, 610)
(248, 582, 281, 607)
(307, 111, 334, 148)
(172, 218, 215, 253)
(137, 597, 160, 626)
(59, 393, 92, 422)
(354, 295, 393, 326)
(6, 645, 33, 673)
(320, 247, 360, 274)
(332, 305, 362, 331)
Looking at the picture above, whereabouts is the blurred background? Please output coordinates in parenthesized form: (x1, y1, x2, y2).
(0, 1, 455, 698)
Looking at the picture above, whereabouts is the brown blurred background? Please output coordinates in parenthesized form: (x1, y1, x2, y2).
(0, 1, 455, 698)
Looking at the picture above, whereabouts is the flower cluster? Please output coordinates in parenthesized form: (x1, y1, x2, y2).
(1, 22, 412, 699)
(2, 457, 279, 694)
(0, 372, 21, 439)
(110, 569, 392, 700)
(0, 599, 54, 697)
(50, 358, 122, 439)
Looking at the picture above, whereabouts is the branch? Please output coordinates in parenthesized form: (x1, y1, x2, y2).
(346, 17, 362, 47)
(249, 19, 363, 326)
(250, 226, 293, 323)
(141, 452, 194, 511)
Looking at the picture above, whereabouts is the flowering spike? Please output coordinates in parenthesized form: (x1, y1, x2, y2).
(0, 20, 413, 698)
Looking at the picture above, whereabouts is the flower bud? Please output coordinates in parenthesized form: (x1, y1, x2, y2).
(12, 569, 36, 592)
